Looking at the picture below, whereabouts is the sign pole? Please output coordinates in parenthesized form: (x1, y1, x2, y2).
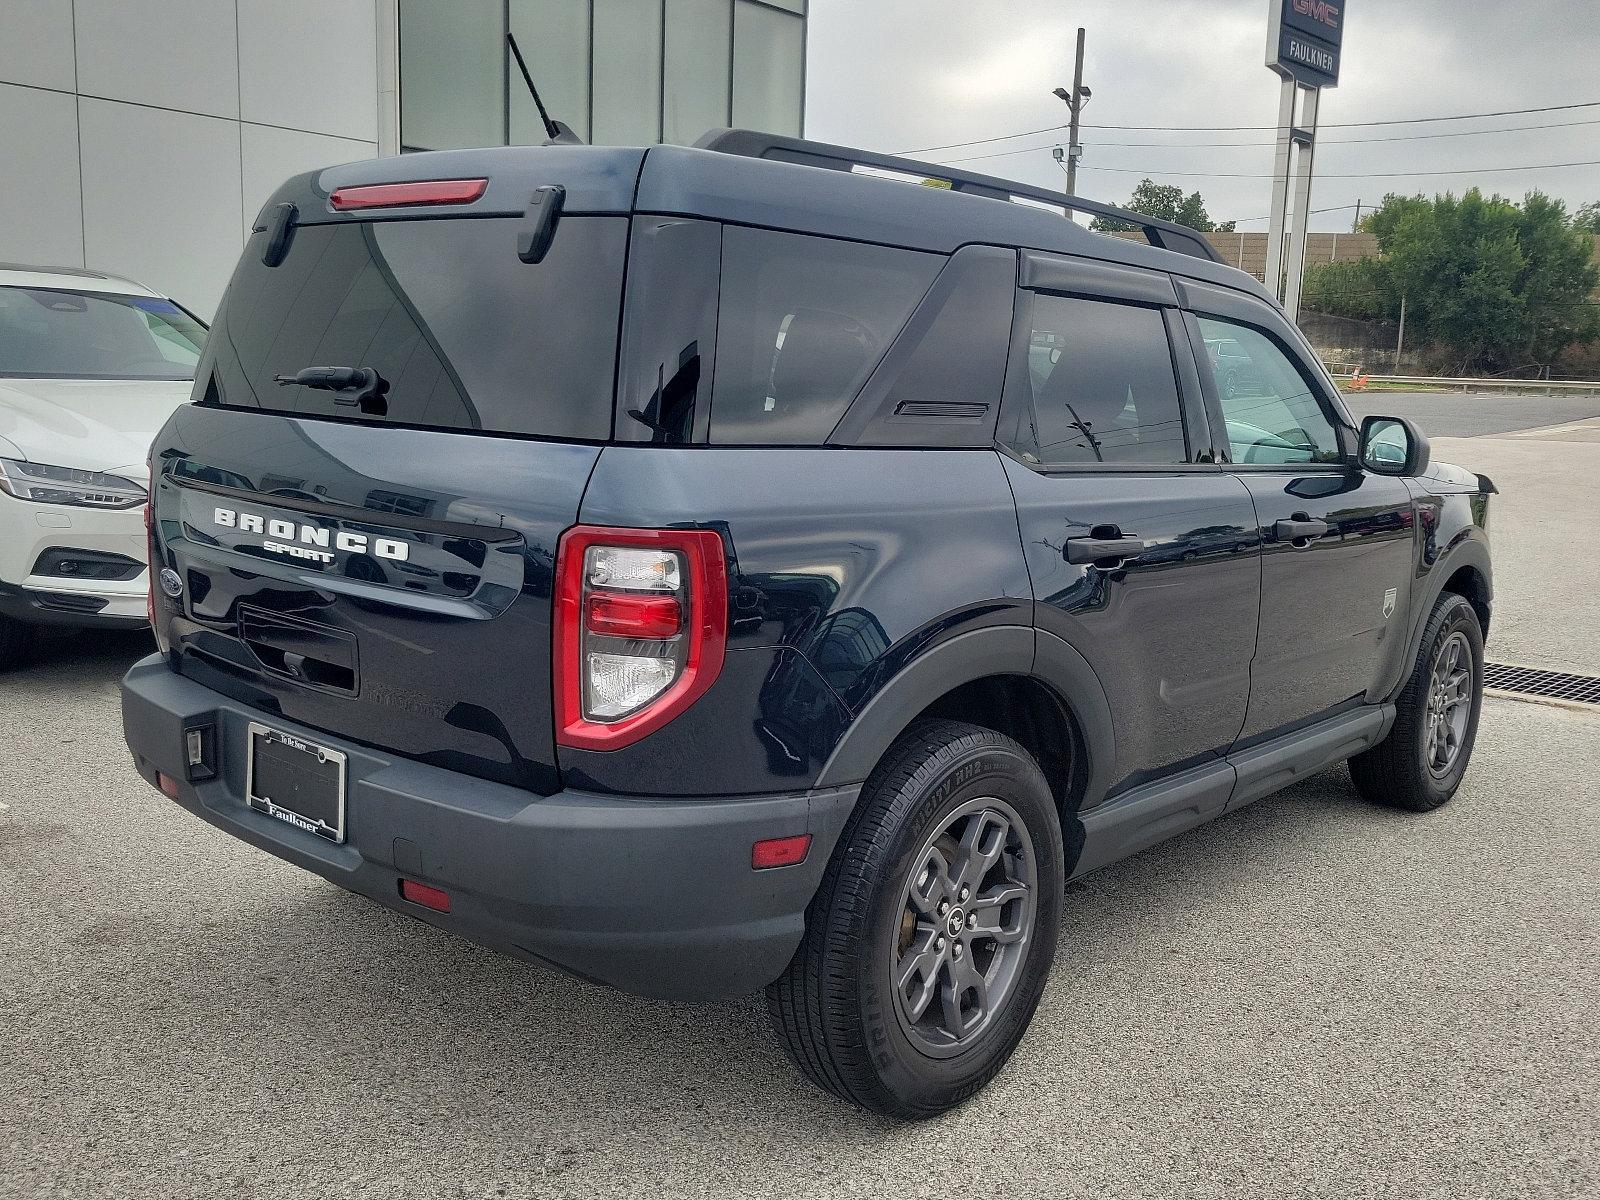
(1283, 85, 1319, 321)
(1263, 77, 1297, 296)
(1264, 0, 1344, 317)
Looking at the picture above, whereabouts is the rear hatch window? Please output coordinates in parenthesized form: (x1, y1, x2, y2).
(201, 216, 627, 440)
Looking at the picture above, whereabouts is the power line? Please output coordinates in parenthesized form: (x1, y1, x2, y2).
(892, 99, 1600, 156)
(934, 117, 1600, 165)
(1076, 157, 1600, 180)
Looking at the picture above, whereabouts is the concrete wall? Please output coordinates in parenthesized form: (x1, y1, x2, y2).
(0, 0, 383, 319)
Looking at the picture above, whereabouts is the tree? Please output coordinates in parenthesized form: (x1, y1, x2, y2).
(1090, 178, 1229, 233)
(1302, 189, 1599, 373)
(1574, 201, 1600, 233)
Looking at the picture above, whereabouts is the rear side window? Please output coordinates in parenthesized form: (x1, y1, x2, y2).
(202, 216, 626, 439)
(1005, 294, 1187, 467)
(708, 228, 941, 445)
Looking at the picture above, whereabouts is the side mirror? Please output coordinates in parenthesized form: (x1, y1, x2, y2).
(1359, 415, 1430, 477)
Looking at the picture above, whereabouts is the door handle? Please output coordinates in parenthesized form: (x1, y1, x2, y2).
(1064, 528, 1147, 566)
(1274, 514, 1329, 544)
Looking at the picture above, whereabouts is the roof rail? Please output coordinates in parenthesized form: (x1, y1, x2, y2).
(693, 129, 1224, 266)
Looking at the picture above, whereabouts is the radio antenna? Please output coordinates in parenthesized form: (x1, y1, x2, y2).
(506, 32, 584, 145)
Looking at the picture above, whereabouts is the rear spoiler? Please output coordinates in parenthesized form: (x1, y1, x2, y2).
(694, 129, 1225, 266)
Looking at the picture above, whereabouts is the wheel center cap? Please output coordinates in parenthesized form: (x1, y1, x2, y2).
(946, 907, 965, 938)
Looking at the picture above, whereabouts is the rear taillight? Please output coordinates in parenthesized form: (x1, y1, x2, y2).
(554, 526, 728, 750)
(328, 178, 488, 210)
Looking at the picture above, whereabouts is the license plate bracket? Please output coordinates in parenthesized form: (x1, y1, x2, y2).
(246, 722, 347, 843)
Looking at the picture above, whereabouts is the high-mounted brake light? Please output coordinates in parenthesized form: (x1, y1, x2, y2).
(328, 178, 488, 211)
(555, 526, 728, 751)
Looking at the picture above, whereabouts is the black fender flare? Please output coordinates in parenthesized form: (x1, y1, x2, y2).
(1386, 533, 1492, 705)
(813, 625, 1116, 812)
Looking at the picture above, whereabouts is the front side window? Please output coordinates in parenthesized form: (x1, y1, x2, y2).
(709, 228, 941, 445)
(0, 288, 206, 380)
(1007, 294, 1187, 467)
(1196, 315, 1342, 465)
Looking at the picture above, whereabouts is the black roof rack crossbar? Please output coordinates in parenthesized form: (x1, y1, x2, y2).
(693, 129, 1224, 265)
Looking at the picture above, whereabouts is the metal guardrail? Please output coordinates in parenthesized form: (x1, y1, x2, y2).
(1328, 371, 1600, 395)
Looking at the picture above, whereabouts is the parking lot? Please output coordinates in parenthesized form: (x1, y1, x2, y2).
(3, 394, 1596, 1199)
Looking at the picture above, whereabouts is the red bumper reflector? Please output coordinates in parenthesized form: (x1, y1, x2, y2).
(752, 834, 812, 870)
(329, 178, 488, 210)
(400, 879, 452, 912)
(584, 591, 683, 639)
(157, 772, 180, 800)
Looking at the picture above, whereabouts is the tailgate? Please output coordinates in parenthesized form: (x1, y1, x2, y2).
(152, 404, 598, 794)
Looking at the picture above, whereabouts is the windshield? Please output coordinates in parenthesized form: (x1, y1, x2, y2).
(0, 286, 207, 380)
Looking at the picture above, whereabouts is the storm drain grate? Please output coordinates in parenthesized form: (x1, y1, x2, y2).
(1484, 662, 1600, 705)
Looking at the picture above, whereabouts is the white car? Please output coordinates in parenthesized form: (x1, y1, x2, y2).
(0, 263, 206, 669)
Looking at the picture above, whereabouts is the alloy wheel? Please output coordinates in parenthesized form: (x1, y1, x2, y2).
(1426, 629, 1473, 777)
(891, 797, 1038, 1058)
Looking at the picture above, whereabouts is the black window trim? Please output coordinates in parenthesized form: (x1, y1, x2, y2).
(1182, 307, 1358, 472)
(994, 283, 1219, 476)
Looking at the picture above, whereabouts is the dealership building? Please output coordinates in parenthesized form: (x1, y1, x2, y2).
(0, 0, 807, 318)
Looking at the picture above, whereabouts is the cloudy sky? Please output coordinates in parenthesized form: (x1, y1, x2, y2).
(804, 0, 1600, 231)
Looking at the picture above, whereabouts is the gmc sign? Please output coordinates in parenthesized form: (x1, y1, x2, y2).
(1267, 0, 1344, 87)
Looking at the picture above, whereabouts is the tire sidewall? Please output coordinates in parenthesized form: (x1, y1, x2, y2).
(854, 736, 1063, 1113)
(1408, 595, 1484, 803)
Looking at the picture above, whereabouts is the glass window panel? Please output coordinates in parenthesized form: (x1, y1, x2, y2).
(1196, 315, 1342, 464)
(509, 0, 591, 144)
(663, 0, 732, 145)
(710, 227, 939, 445)
(732, 1, 803, 136)
(1012, 295, 1188, 467)
(399, 0, 505, 151)
(205, 218, 627, 440)
(593, 0, 663, 144)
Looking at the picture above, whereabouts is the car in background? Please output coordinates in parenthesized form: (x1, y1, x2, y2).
(0, 263, 206, 669)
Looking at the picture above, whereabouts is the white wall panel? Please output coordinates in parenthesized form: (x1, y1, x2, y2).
(0, 83, 83, 266)
(0, 0, 77, 92)
(238, 0, 377, 141)
(74, 0, 239, 119)
(241, 123, 376, 237)
(79, 98, 242, 317)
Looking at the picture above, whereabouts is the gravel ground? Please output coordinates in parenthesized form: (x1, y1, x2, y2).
(1, 632, 1595, 1199)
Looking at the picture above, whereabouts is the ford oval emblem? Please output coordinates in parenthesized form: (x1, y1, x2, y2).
(159, 567, 184, 598)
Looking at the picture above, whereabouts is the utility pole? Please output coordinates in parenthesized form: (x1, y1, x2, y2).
(1052, 29, 1090, 197)
(1066, 28, 1085, 195)
(1393, 294, 1407, 373)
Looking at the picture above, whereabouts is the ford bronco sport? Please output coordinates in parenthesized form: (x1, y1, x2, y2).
(122, 131, 1493, 1118)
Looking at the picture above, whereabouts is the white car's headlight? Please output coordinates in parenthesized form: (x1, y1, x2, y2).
(0, 458, 147, 509)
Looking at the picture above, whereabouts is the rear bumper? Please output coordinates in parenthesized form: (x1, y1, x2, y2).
(121, 654, 857, 1001)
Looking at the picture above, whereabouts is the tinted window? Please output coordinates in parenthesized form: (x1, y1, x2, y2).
(204, 216, 626, 440)
(615, 217, 721, 444)
(1196, 316, 1341, 464)
(1007, 294, 1187, 466)
(0, 288, 206, 380)
(709, 228, 941, 445)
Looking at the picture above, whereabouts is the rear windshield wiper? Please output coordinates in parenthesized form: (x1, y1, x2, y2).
(274, 366, 389, 416)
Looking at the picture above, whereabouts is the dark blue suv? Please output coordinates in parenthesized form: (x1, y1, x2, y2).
(122, 131, 1494, 1118)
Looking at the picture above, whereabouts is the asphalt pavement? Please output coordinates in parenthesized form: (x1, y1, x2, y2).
(2, 393, 1598, 1199)
(1340, 390, 1600, 439)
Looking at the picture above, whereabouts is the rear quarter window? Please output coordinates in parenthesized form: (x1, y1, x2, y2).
(708, 228, 941, 445)
(202, 216, 626, 440)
